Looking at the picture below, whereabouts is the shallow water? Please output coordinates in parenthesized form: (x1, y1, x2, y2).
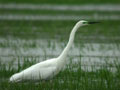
(0, 14, 120, 20)
(0, 38, 120, 72)
(1, 4, 120, 11)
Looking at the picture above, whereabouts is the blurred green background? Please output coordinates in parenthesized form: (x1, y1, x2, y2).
(0, 0, 120, 90)
(0, 0, 120, 4)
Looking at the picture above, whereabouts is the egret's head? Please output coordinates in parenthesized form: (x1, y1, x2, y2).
(77, 20, 100, 26)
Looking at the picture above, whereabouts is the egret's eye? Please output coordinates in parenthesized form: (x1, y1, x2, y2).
(83, 22, 88, 24)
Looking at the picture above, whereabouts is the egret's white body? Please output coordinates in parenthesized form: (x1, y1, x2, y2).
(10, 20, 98, 82)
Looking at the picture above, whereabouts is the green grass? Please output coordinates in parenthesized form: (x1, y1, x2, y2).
(0, 20, 120, 43)
(1, 9, 120, 15)
(0, 0, 120, 4)
(0, 58, 120, 90)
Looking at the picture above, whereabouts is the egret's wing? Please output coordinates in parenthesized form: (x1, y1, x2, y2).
(10, 59, 58, 82)
(38, 66, 57, 80)
(21, 66, 57, 80)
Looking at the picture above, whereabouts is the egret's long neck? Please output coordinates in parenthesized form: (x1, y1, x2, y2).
(58, 23, 81, 60)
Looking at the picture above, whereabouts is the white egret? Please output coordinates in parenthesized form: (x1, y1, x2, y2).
(9, 20, 99, 82)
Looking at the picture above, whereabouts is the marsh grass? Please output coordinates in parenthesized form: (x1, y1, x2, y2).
(0, 20, 120, 43)
(0, 0, 120, 4)
(0, 57, 120, 90)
